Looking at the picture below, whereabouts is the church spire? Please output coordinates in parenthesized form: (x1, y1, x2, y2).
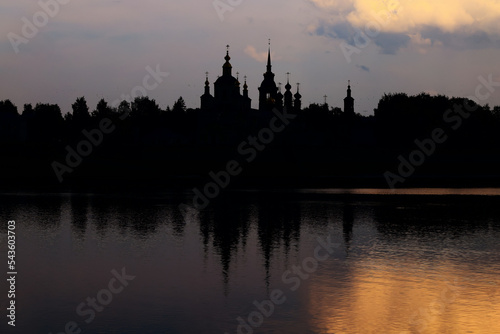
(201, 71, 214, 110)
(285, 72, 292, 90)
(204, 71, 210, 95)
(344, 80, 354, 115)
(223, 45, 232, 77)
(258, 39, 278, 111)
(284, 72, 293, 110)
(243, 75, 249, 98)
(266, 39, 272, 73)
(295, 83, 301, 98)
(294, 83, 302, 111)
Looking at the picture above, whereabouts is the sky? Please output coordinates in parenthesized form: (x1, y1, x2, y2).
(1, 0, 500, 115)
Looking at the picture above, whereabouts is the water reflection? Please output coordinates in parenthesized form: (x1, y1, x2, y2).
(0, 191, 499, 334)
(342, 203, 354, 251)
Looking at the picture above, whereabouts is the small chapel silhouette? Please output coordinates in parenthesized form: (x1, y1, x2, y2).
(201, 42, 354, 114)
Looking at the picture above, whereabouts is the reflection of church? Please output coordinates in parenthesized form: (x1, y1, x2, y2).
(201, 43, 354, 114)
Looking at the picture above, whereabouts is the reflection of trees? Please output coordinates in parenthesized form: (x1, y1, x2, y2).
(199, 198, 251, 291)
(0, 195, 63, 234)
(69, 196, 175, 241)
(373, 196, 500, 241)
(70, 195, 90, 241)
(342, 203, 354, 250)
(256, 198, 301, 287)
(0, 194, 186, 241)
(197, 194, 303, 290)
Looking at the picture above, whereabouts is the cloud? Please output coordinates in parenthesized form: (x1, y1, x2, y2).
(420, 27, 500, 50)
(356, 64, 370, 72)
(373, 32, 411, 54)
(244, 45, 268, 62)
(308, 0, 355, 13)
(309, 19, 411, 54)
(244, 45, 282, 63)
(308, 0, 500, 52)
(321, 21, 354, 41)
(310, 0, 500, 34)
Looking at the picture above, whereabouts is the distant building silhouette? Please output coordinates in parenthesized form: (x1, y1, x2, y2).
(200, 72, 215, 111)
(276, 82, 283, 111)
(294, 83, 302, 112)
(344, 81, 354, 115)
(283, 73, 293, 112)
(200, 45, 251, 113)
(201, 43, 353, 114)
(258, 43, 302, 113)
(258, 43, 279, 111)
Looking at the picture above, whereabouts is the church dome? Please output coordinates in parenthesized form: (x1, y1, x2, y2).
(215, 75, 238, 86)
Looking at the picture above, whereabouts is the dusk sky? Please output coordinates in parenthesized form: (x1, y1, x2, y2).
(1, 0, 500, 115)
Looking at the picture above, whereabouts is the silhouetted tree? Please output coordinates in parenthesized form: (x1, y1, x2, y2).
(375, 92, 450, 147)
(0, 100, 18, 115)
(92, 98, 115, 119)
(117, 100, 131, 119)
(63, 112, 73, 122)
(71, 96, 90, 127)
(0, 100, 20, 142)
(332, 107, 342, 116)
(32, 103, 64, 143)
(22, 103, 34, 116)
(493, 106, 500, 119)
(2, 88, 500, 189)
(131, 96, 161, 120)
(172, 97, 187, 113)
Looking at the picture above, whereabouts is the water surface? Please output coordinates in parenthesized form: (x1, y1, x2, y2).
(1, 189, 499, 334)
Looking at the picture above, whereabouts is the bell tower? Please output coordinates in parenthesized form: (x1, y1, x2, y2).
(258, 40, 278, 111)
(344, 80, 354, 115)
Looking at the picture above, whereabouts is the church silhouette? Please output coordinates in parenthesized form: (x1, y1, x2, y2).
(201, 43, 354, 114)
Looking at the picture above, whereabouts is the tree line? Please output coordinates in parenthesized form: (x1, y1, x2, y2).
(1, 93, 500, 189)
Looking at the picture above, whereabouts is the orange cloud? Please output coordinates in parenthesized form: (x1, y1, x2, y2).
(310, 0, 500, 34)
(244, 45, 268, 62)
(244, 45, 281, 63)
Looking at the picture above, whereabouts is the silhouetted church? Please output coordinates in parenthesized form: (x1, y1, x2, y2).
(258, 45, 279, 111)
(201, 43, 302, 113)
(201, 45, 251, 113)
(201, 43, 353, 114)
(344, 80, 354, 115)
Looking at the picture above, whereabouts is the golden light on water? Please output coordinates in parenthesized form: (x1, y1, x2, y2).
(307, 256, 500, 333)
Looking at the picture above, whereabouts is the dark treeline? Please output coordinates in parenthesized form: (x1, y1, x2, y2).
(1, 93, 500, 190)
